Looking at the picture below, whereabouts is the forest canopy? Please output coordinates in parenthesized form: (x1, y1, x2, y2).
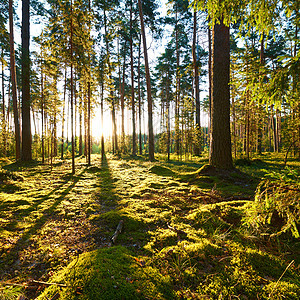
(0, 0, 299, 167)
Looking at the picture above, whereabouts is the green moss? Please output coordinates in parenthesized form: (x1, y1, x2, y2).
(37, 246, 174, 300)
(149, 165, 175, 176)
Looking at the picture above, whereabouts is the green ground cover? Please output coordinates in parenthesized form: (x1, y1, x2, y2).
(0, 154, 299, 299)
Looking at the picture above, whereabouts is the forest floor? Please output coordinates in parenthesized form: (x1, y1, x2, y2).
(0, 154, 300, 299)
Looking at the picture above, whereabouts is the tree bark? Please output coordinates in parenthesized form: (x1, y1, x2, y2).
(138, 0, 154, 161)
(41, 73, 45, 164)
(208, 25, 212, 138)
(61, 67, 66, 159)
(21, 0, 32, 161)
(9, 0, 21, 160)
(79, 83, 83, 156)
(101, 80, 105, 161)
(137, 34, 142, 155)
(1, 49, 6, 156)
(209, 20, 233, 169)
(130, 1, 136, 156)
(87, 81, 91, 165)
(175, 5, 180, 156)
(121, 43, 126, 153)
(192, 10, 201, 156)
(70, 0, 75, 174)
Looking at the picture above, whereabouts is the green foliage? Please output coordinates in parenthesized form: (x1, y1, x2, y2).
(244, 168, 300, 238)
(0, 285, 24, 300)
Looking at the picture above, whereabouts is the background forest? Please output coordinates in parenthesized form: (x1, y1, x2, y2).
(0, 0, 298, 165)
(0, 0, 300, 299)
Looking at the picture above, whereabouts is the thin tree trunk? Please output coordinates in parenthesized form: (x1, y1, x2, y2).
(1, 49, 6, 156)
(175, 4, 180, 156)
(41, 74, 45, 164)
(138, 0, 154, 161)
(208, 25, 212, 139)
(70, 0, 75, 174)
(166, 83, 170, 161)
(121, 43, 126, 153)
(130, 1, 136, 156)
(104, 7, 118, 154)
(21, 0, 32, 161)
(87, 81, 91, 165)
(193, 10, 201, 156)
(101, 80, 105, 161)
(61, 67, 66, 159)
(246, 91, 250, 159)
(53, 79, 57, 157)
(79, 83, 83, 156)
(137, 34, 143, 155)
(9, 0, 21, 160)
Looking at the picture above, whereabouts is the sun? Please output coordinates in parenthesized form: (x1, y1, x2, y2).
(92, 108, 113, 139)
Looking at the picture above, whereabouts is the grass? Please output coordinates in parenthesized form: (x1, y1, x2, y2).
(0, 153, 299, 299)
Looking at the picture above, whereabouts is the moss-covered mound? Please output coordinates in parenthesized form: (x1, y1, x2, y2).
(149, 165, 175, 176)
(37, 246, 174, 300)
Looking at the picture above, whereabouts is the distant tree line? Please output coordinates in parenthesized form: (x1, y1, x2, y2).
(0, 0, 298, 171)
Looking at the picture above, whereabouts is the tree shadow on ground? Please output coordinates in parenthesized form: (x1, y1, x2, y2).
(0, 169, 86, 280)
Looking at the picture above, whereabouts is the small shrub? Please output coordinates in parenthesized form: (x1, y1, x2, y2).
(244, 168, 300, 238)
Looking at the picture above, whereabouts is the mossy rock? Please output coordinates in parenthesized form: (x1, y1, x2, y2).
(149, 165, 175, 176)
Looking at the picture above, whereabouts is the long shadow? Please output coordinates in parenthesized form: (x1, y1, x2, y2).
(91, 155, 149, 248)
(0, 171, 81, 232)
(0, 169, 86, 275)
(94, 155, 119, 209)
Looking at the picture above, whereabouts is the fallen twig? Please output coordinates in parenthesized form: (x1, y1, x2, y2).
(1, 280, 68, 289)
(109, 220, 124, 246)
(30, 280, 68, 288)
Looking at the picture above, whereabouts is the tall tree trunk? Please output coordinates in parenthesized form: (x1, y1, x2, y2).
(79, 83, 83, 156)
(137, 34, 142, 155)
(41, 73, 45, 164)
(70, 0, 75, 174)
(166, 83, 170, 161)
(175, 4, 180, 156)
(9, 0, 21, 160)
(257, 34, 264, 154)
(245, 91, 250, 159)
(104, 7, 118, 154)
(130, 1, 136, 156)
(138, 0, 154, 161)
(101, 80, 105, 161)
(53, 78, 57, 157)
(1, 50, 6, 156)
(193, 11, 201, 156)
(61, 67, 66, 160)
(21, 0, 32, 161)
(121, 43, 126, 153)
(208, 25, 212, 138)
(87, 81, 91, 165)
(87, 0, 92, 164)
(209, 19, 233, 169)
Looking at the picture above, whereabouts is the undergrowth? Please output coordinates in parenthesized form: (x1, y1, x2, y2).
(0, 154, 299, 299)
